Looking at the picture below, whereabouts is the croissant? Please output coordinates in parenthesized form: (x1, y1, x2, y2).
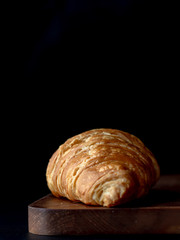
(46, 128, 160, 207)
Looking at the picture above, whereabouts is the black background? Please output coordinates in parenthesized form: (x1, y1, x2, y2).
(2, 0, 180, 217)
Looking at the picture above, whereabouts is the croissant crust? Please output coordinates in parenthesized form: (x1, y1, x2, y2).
(46, 128, 160, 207)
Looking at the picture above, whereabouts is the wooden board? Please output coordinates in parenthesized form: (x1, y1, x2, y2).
(28, 175, 180, 235)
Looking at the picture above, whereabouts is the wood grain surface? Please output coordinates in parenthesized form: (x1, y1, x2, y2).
(28, 175, 180, 235)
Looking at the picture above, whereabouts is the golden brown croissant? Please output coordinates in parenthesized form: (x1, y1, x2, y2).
(46, 128, 160, 207)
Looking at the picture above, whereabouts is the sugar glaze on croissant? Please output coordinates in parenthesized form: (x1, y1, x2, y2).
(46, 128, 160, 207)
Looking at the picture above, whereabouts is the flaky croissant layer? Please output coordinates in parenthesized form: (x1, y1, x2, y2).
(46, 128, 160, 207)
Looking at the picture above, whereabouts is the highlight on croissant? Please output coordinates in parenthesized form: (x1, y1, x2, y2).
(46, 128, 160, 207)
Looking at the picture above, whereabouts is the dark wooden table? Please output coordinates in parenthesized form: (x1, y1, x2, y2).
(28, 175, 180, 236)
(1, 213, 180, 240)
(1, 175, 180, 240)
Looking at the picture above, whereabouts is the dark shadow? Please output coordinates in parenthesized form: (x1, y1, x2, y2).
(119, 188, 180, 208)
(27, 233, 180, 240)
